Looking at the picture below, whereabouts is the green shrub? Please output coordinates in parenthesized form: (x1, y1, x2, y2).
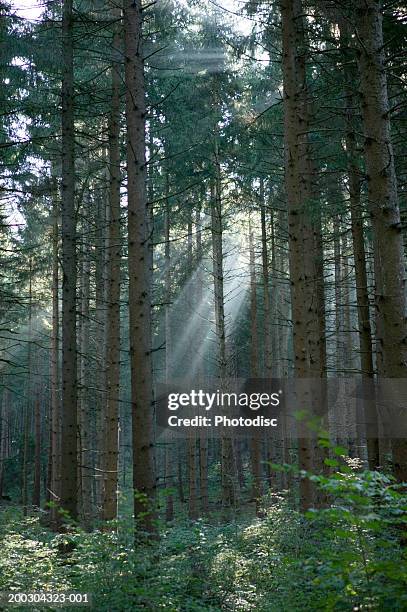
(0, 462, 405, 611)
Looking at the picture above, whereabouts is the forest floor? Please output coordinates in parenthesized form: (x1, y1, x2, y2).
(0, 469, 406, 612)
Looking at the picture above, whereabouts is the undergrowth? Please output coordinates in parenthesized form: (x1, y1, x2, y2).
(0, 465, 405, 611)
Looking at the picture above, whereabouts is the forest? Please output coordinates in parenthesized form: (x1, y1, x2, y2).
(0, 0, 406, 609)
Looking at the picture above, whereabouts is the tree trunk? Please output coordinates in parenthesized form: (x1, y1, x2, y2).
(313, 205, 327, 378)
(32, 393, 41, 507)
(270, 207, 280, 378)
(22, 259, 33, 516)
(188, 435, 198, 520)
(355, 0, 407, 481)
(340, 25, 375, 378)
(281, 0, 321, 378)
(0, 391, 8, 498)
(124, 0, 157, 533)
(333, 209, 343, 373)
(79, 212, 92, 526)
(341, 233, 352, 373)
(260, 178, 272, 376)
(281, 0, 324, 510)
(336, 13, 378, 467)
(196, 204, 209, 515)
(102, 19, 121, 522)
(177, 442, 185, 504)
(186, 210, 198, 520)
(163, 171, 175, 523)
(356, 0, 407, 376)
(211, 158, 236, 512)
(50, 196, 60, 526)
(94, 191, 107, 513)
(211, 173, 227, 378)
(60, 0, 78, 522)
(199, 433, 209, 515)
(249, 223, 262, 515)
(277, 208, 290, 377)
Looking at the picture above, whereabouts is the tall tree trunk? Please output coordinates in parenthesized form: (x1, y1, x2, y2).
(355, 0, 407, 376)
(199, 431, 209, 515)
(186, 210, 198, 520)
(314, 207, 327, 378)
(249, 223, 262, 515)
(124, 0, 157, 533)
(0, 391, 8, 498)
(102, 19, 122, 522)
(277, 208, 290, 378)
(355, 0, 407, 481)
(281, 0, 322, 378)
(333, 209, 343, 373)
(339, 21, 375, 378)
(341, 233, 352, 373)
(196, 204, 209, 515)
(79, 215, 92, 526)
(188, 434, 198, 520)
(163, 170, 175, 523)
(32, 393, 41, 507)
(22, 259, 33, 516)
(211, 175, 227, 379)
(336, 14, 378, 467)
(281, 0, 323, 510)
(260, 178, 272, 376)
(50, 196, 60, 526)
(94, 191, 107, 513)
(270, 208, 280, 378)
(211, 157, 235, 512)
(177, 444, 185, 505)
(348, 167, 374, 377)
(60, 0, 78, 522)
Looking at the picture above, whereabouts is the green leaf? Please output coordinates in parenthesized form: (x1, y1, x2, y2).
(324, 458, 340, 467)
(333, 445, 348, 457)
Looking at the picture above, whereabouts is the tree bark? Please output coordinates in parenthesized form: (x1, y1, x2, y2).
(196, 204, 209, 515)
(22, 258, 33, 516)
(94, 190, 107, 513)
(281, 0, 328, 509)
(340, 29, 375, 379)
(32, 393, 41, 507)
(333, 209, 343, 373)
(60, 0, 78, 522)
(124, 0, 157, 533)
(188, 434, 198, 520)
(186, 210, 198, 520)
(249, 223, 262, 515)
(163, 169, 175, 523)
(211, 157, 236, 512)
(0, 391, 8, 498)
(50, 195, 60, 527)
(260, 178, 272, 377)
(355, 0, 407, 481)
(102, 17, 122, 522)
(79, 211, 92, 526)
(335, 6, 379, 468)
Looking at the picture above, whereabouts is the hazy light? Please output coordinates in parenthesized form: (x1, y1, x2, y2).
(12, 0, 43, 21)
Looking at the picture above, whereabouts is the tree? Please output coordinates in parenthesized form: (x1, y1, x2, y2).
(354, 0, 407, 481)
(59, 0, 78, 523)
(124, 0, 156, 533)
(102, 7, 122, 522)
(281, 0, 319, 510)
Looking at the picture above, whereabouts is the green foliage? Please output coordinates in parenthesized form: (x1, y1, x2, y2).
(0, 463, 405, 611)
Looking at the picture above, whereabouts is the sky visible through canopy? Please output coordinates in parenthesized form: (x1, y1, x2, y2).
(13, 0, 254, 34)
